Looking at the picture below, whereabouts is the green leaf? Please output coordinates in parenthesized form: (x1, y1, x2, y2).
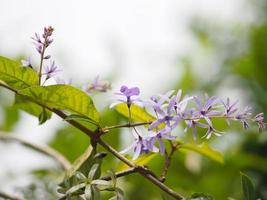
(18, 85, 100, 122)
(186, 193, 214, 200)
(240, 172, 256, 200)
(115, 103, 155, 123)
(0, 56, 38, 89)
(14, 94, 52, 123)
(179, 143, 224, 164)
(38, 107, 50, 124)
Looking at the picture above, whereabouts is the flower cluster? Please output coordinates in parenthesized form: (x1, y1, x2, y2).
(114, 86, 266, 159)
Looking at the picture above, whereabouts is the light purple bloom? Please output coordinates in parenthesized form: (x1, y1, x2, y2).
(169, 90, 193, 116)
(148, 127, 176, 155)
(148, 101, 181, 131)
(84, 76, 111, 93)
(193, 95, 223, 127)
(235, 106, 252, 129)
(184, 118, 208, 140)
(113, 85, 140, 108)
(21, 57, 32, 68)
(120, 130, 158, 160)
(254, 113, 266, 132)
(148, 90, 174, 114)
(44, 60, 61, 79)
(222, 97, 238, 125)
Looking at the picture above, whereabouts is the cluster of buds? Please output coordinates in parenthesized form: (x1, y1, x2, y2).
(113, 86, 266, 159)
(32, 26, 54, 55)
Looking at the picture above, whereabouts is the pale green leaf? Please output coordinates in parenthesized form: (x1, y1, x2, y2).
(18, 85, 100, 122)
(179, 143, 224, 164)
(0, 56, 38, 89)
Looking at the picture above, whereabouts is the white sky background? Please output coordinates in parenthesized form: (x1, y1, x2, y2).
(0, 0, 252, 193)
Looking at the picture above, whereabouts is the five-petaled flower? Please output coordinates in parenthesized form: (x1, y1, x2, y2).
(115, 85, 140, 108)
(43, 60, 61, 80)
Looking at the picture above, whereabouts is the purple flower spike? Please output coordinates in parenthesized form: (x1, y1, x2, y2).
(31, 26, 54, 54)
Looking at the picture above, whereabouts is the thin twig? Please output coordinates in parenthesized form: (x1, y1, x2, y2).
(160, 142, 180, 182)
(103, 121, 151, 131)
(0, 132, 71, 170)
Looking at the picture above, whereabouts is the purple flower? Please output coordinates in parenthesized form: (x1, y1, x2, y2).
(235, 106, 252, 129)
(148, 90, 174, 114)
(148, 127, 176, 155)
(43, 60, 61, 79)
(112, 85, 140, 108)
(184, 118, 208, 140)
(254, 113, 266, 132)
(169, 90, 193, 116)
(193, 95, 223, 126)
(120, 130, 158, 160)
(84, 76, 111, 93)
(21, 57, 32, 68)
(148, 100, 181, 131)
(222, 97, 238, 125)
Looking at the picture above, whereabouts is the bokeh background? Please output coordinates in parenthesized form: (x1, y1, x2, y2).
(1, 0, 267, 199)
